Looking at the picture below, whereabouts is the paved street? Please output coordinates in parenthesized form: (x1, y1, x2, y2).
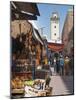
(49, 67, 74, 95)
(50, 76, 73, 95)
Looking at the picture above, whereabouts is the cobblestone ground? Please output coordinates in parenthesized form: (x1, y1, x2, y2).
(50, 67, 74, 95)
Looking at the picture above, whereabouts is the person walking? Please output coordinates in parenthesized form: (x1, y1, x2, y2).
(56, 57, 60, 74)
(53, 57, 57, 74)
(59, 56, 64, 75)
(64, 56, 70, 75)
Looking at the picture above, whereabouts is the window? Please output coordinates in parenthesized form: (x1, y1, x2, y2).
(54, 33, 56, 36)
(54, 26, 56, 28)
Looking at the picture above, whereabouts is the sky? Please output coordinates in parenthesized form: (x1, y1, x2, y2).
(34, 3, 73, 41)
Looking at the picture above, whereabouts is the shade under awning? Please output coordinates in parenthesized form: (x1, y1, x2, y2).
(11, 10, 37, 20)
(48, 42, 64, 52)
(11, 1, 40, 16)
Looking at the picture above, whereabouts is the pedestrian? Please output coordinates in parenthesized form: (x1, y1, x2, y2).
(53, 58, 57, 74)
(59, 56, 64, 75)
(56, 57, 60, 74)
(64, 56, 70, 75)
(49, 55, 52, 65)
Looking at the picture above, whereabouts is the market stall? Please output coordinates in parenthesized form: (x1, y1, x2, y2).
(11, 2, 52, 98)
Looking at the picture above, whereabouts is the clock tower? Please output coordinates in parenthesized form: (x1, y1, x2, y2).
(50, 12, 60, 42)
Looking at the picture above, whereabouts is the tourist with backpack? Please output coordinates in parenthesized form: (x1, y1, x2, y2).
(59, 56, 64, 75)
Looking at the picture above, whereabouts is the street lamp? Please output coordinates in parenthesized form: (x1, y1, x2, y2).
(38, 27, 45, 36)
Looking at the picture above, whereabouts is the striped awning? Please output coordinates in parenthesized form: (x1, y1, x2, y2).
(48, 42, 64, 51)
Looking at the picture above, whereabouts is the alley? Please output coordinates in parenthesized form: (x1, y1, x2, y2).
(10, 2, 74, 98)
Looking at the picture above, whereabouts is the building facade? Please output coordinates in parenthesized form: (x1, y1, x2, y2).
(62, 8, 74, 56)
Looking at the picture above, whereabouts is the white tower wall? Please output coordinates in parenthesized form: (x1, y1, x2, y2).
(51, 21, 59, 40)
(50, 13, 60, 42)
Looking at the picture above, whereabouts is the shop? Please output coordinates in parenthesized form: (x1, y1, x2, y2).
(11, 2, 52, 98)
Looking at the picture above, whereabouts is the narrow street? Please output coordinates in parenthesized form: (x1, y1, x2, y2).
(10, 2, 74, 98)
(50, 67, 74, 95)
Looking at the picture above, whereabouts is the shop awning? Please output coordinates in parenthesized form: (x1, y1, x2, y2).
(33, 28, 43, 45)
(12, 1, 40, 16)
(48, 42, 64, 52)
(11, 20, 43, 46)
(11, 1, 40, 20)
(11, 11, 37, 20)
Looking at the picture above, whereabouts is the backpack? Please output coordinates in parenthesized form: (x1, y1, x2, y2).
(60, 58, 64, 66)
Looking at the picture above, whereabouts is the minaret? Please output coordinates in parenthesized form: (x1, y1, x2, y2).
(50, 12, 60, 42)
